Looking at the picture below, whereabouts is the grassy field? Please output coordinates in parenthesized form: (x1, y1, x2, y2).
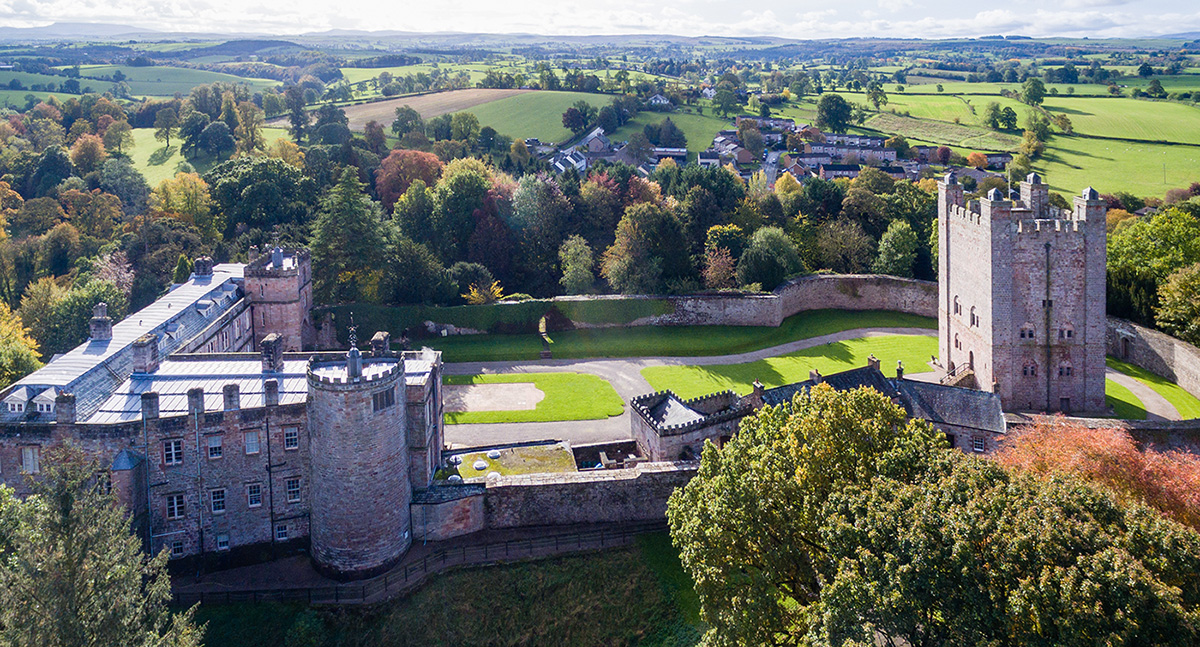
(641, 334, 938, 399)
(126, 127, 290, 186)
(459, 90, 611, 144)
(330, 88, 531, 131)
(1037, 135, 1200, 197)
(607, 110, 731, 153)
(1105, 378, 1148, 420)
(69, 64, 278, 97)
(431, 309, 937, 364)
(0, 89, 54, 108)
(864, 112, 1021, 151)
(1042, 97, 1200, 144)
(1107, 357, 1200, 419)
(447, 443, 578, 480)
(192, 534, 703, 647)
(443, 372, 624, 424)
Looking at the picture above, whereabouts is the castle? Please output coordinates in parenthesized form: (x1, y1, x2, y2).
(0, 249, 444, 579)
(937, 172, 1107, 414)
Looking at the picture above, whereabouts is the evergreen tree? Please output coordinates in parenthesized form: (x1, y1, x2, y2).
(310, 169, 387, 304)
(0, 444, 204, 647)
(558, 235, 595, 294)
(172, 253, 193, 284)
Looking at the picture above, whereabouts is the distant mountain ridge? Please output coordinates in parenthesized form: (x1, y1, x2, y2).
(0, 22, 157, 39)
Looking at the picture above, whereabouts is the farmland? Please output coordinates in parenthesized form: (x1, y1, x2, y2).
(335, 88, 531, 130)
(460, 90, 611, 143)
(126, 127, 291, 185)
(607, 110, 730, 153)
(68, 64, 279, 97)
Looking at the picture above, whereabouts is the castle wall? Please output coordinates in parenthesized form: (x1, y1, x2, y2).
(1108, 317, 1200, 410)
(245, 249, 314, 352)
(482, 461, 697, 528)
(411, 488, 486, 541)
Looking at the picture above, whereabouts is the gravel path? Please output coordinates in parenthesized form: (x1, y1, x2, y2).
(1106, 368, 1180, 421)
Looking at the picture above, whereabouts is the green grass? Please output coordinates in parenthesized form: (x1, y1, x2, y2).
(429, 309, 937, 363)
(607, 110, 731, 153)
(443, 373, 623, 424)
(1037, 135, 1200, 199)
(641, 334, 938, 399)
(191, 540, 700, 647)
(1042, 97, 1200, 144)
(459, 90, 611, 144)
(448, 443, 578, 479)
(1106, 357, 1200, 419)
(1105, 378, 1148, 420)
(0, 88, 54, 108)
(126, 127, 290, 185)
(68, 64, 279, 97)
(864, 111, 1021, 151)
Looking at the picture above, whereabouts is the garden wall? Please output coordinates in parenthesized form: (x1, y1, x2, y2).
(316, 274, 940, 343)
(1107, 317, 1200, 406)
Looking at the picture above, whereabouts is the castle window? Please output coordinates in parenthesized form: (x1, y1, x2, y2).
(372, 387, 396, 412)
(1059, 363, 1073, 377)
(1023, 363, 1038, 377)
(283, 426, 299, 450)
(972, 437, 986, 453)
(1059, 325, 1074, 339)
(21, 447, 39, 474)
(954, 334, 961, 350)
(247, 483, 262, 508)
(953, 296, 961, 315)
(166, 494, 185, 520)
(164, 439, 183, 466)
(969, 306, 977, 327)
(1019, 324, 1035, 339)
(275, 524, 289, 541)
(216, 534, 230, 551)
(210, 488, 226, 514)
(286, 478, 301, 504)
(243, 430, 260, 455)
(207, 435, 223, 459)
(170, 541, 184, 558)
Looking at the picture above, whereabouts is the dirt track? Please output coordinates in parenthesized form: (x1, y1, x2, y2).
(338, 89, 531, 130)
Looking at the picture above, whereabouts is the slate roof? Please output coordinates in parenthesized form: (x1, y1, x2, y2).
(892, 379, 1006, 435)
(761, 365, 898, 407)
(647, 396, 706, 427)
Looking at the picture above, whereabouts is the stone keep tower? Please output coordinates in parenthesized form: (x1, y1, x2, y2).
(307, 343, 411, 579)
(244, 247, 314, 352)
(938, 172, 1106, 414)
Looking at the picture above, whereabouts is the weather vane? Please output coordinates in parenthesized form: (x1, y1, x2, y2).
(347, 312, 358, 348)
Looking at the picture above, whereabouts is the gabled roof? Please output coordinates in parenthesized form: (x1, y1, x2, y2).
(762, 366, 897, 407)
(3, 385, 39, 404)
(893, 379, 1006, 435)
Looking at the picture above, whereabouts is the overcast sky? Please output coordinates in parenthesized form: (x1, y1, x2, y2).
(1, 0, 1199, 39)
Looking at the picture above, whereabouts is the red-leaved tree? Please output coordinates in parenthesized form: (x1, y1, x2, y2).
(375, 149, 443, 213)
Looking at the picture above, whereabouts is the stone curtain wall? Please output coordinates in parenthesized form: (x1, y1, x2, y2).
(1108, 317, 1200, 409)
(481, 462, 697, 529)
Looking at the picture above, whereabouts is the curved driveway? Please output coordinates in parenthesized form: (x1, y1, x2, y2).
(443, 327, 935, 448)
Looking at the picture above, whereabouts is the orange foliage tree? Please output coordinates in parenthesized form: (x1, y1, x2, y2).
(997, 417, 1200, 530)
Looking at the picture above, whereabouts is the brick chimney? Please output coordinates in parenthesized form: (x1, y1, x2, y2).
(132, 333, 159, 374)
(867, 354, 880, 371)
(260, 334, 283, 373)
(193, 256, 214, 277)
(55, 393, 76, 424)
(809, 369, 822, 383)
(141, 392, 160, 420)
(371, 331, 391, 357)
(89, 302, 112, 341)
(248, 245, 260, 263)
(752, 379, 765, 400)
(223, 384, 240, 411)
(896, 361, 905, 380)
(264, 379, 279, 407)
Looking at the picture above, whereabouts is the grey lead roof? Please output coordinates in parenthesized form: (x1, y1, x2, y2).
(892, 379, 1006, 435)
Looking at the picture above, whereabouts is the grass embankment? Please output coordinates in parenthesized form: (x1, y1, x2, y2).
(1105, 378, 1148, 420)
(431, 309, 935, 364)
(446, 443, 578, 479)
(192, 532, 704, 647)
(460, 90, 610, 143)
(642, 334, 938, 399)
(1107, 357, 1200, 419)
(443, 373, 623, 425)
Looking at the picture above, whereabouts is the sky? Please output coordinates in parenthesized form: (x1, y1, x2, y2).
(1, 0, 1199, 39)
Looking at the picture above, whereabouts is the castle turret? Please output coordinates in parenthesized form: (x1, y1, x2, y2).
(244, 247, 314, 352)
(306, 347, 409, 579)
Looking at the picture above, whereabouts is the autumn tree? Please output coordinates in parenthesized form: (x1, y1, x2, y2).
(234, 101, 265, 155)
(375, 149, 443, 212)
(966, 151, 989, 169)
(0, 444, 204, 647)
(0, 302, 40, 389)
(69, 133, 107, 174)
(151, 172, 220, 241)
(153, 107, 178, 147)
(703, 245, 736, 289)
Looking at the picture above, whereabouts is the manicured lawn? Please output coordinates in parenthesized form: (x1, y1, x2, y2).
(127, 127, 290, 186)
(1105, 378, 1148, 420)
(193, 539, 701, 647)
(607, 110, 732, 152)
(641, 334, 938, 399)
(431, 309, 937, 364)
(461, 90, 611, 143)
(1106, 357, 1200, 419)
(443, 372, 623, 424)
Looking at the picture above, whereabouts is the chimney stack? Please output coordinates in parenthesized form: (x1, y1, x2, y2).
(371, 331, 391, 357)
(752, 380, 765, 400)
(223, 384, 240, 411)
(193, 256, 214, 277)
(141, 392, 160, 420)
(89, 302, 112, 341)
(264, 379, 279, 407)
(187, 388, 204, 416)
(55, 393, 76, 425)
(809, 369, 822, 383)
(896, 361, 905, 380)
(132, 333, 159, 374)
(248, 245, 260, 263)
(867, 354, 880, 371)
(260, 334, 284, 373)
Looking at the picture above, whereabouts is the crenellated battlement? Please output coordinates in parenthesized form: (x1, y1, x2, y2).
(1016, 218, 1090, 235)
(307, 358, 404, 388)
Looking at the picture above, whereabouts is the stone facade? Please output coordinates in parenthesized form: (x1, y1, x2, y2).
(630, 391, 747, 461)
(938, 173, 1107, 414)
(244, 247, 315, 352)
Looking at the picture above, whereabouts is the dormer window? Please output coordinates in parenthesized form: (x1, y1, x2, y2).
(7, 402, 22, 413)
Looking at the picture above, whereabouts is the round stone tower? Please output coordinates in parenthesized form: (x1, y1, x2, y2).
(307, 346, 410, 579)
